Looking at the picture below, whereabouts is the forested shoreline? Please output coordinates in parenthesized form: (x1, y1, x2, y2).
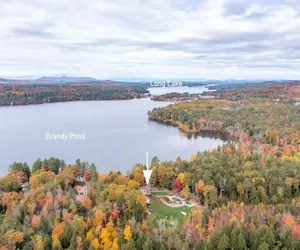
(150, 92, 201, 102)
(148, 83, 300, 144)
(0, 84, 149, 106)
(0, 82, 300, 249)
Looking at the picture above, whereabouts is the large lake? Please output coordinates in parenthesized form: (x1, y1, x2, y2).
(0, 86, 223, 175)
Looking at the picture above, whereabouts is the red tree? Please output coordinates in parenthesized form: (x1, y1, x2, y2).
(293, 225, 300, 239)
(174, 178, 183, 192)
(83, 171, 91, 182)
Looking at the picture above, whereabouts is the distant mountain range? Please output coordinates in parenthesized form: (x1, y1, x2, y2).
(37, 76, 99, 83)
(0, 76, 294, 86)
(0, 76, 122, 85)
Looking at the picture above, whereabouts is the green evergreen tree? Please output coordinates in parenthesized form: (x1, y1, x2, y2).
(121, 240, 137, 250)
(82, 237, 90, 250)
(88, 245, 96, 250)
(260, 227, 275, 248)
(60, 159, 65, 172)
(89, 163, 98, 182)
(67, 232, 77, 250)
(68, 241, 76, 250)
(61, 225, 72, 249)
(258, 242, 269, 250)
(151, 156, 160, 166)
(204, 241, 214, 250)
(9, 162, 31, 178)
(230, 226, 240, 249)
(238, 232, 246, 250)
(48, 157, 60, 174)
(52, 241, 63, 250)
(136, 236, 145, 249)
(210, 230, 223, 249)
(201, 208, 210, 228)
(43, 235, 52, 250)
(159, 244, 167, 250)
(132, 199, 144, 223)
(32, 158, 43, 173)
(227, 177, 237, 199)
(143, 237, 154, 250)
(22, 241, 33, 250)
(217, 233, 229, 250)
(181, 242, 190, 250)
(42, 159, 49, 168)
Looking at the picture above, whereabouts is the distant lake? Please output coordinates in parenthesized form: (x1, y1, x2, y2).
(148, 86, 212, 95)
(0, 86, 223, 176)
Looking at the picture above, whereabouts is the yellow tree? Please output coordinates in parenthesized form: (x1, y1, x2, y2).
(29, 171, 56, 189)
(127, 180, 140, 189)
(196, 180, 205, 192)
(93, 209, 105, 227)
(92, 238, 100, 249)
(111, 239, 119, 250)
(3, 230, 24, 250)
(1, 192, 21, 213)
(52, 222, 65, 241)
(101, 219, 118, 250)
(124, 225, 132, 241)
(32, 235, 44, 250)
(190, 153, 197, 161)
(178, 173, 185, 186)
(86, 229, 93, 242)
(132, 166, 145, 186)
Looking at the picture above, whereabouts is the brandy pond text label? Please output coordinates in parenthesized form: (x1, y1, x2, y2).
(45, 132, 86, 141)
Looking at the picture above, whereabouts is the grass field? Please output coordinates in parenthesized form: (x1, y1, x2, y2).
(148, 195, 192, 227)
(151, 191, 170, 196)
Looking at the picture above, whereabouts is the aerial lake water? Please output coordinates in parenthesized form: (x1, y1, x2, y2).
(0, 86, 223, 175)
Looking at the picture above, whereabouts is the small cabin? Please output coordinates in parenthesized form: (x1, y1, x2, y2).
(75, 185, 88, 196)
(146, 196, 150, 206)
(22, 182, 30, 192)
(143, 186, 152, 196)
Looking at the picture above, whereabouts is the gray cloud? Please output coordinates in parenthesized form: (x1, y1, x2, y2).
(0, 0, 300, 79)
(223, 0, 249, 16)
(11, 28, 53, 38)
(222, 0, 299, 16)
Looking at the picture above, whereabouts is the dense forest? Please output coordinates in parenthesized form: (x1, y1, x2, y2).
(0, 82, 300, 249)
(151, 92, 201, 102)
(148, 83, 300, 144)
(202, 81, 300, 101)
(0, 84, 149, 106)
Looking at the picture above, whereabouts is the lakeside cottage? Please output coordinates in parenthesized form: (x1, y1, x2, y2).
(75, 185, 88, 196)
(22, 182, 30, 192)
(146, 196, 150, 205)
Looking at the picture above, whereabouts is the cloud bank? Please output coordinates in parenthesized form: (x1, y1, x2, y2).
(1, 0, 300, 79)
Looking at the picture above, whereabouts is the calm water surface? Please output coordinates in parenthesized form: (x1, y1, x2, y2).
(0, 86, 223, 175)
(148, 86, 212, 95)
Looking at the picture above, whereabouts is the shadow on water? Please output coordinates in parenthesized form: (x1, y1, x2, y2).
(186, 130, 229, 141)
(148, 119, 228, 142)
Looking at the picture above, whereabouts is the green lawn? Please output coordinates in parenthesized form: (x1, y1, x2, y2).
(151, 191, 170, 196)
(148, 195, 192, 227)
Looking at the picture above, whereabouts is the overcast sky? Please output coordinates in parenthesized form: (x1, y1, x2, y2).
(1, 0, 300, 80)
